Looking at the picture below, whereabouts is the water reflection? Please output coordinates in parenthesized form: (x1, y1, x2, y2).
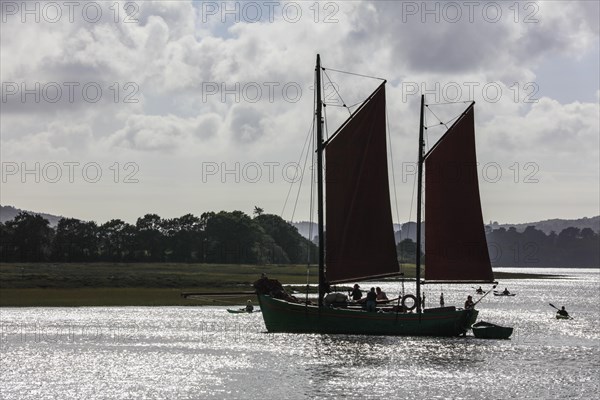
(1, 269, 598, 399)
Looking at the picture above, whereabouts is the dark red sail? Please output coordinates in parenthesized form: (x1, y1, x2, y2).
(424, 105, 493, 282)
(325, 85, 400, 284)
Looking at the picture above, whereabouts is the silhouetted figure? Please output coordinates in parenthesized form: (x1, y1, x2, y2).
(376, 287, 388, 301)
(557, 306, 569, 318)
(350, 284, 362, 301)
(464, 295, 474, 310)
(440, 293, 445, 307)
(366, 287, 377, 312)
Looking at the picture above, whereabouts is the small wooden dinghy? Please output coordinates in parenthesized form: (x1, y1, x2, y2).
(472, 321, 513, 339)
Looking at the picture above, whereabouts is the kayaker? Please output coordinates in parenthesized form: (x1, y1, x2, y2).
(349, 284, 362, 301)
(476, 286, 484, 294)
(245, 300, 254, 313)
(464, 295, 474, 310)
(376, 287, 388, 301)
(502, 288, 510, 295)
(366, 287, 377, 312)
(557, 306, 569, 318)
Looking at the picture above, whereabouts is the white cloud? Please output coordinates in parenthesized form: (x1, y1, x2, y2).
(108, 112, 222, 152)
(1, 0, 598, 223)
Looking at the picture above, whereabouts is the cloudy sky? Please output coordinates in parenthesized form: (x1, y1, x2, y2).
(1, 0, 598, 225)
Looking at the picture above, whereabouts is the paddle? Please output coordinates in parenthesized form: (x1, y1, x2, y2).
(549, 303, 573, 319)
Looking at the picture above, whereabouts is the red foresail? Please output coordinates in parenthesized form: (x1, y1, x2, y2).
(325, 85, 400, 284)
(424, 105, 493, 282)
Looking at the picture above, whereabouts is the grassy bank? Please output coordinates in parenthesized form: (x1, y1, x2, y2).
(0, 263, 559, 306)
(0, 263, 319, 306)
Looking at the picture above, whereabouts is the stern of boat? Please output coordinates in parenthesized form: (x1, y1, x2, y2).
(461, 309, 479, 335)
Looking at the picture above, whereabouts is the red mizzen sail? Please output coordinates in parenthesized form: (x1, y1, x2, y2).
(424, 105, 493, 282)
(325, 85, 400, 284)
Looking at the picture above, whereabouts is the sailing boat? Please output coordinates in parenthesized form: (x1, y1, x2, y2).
(256, 55, 494, 336)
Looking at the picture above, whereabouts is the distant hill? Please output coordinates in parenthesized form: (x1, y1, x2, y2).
(0, 205, 64, 227)
(294, 217, 599, 240)
(490, 216, 599, 235)
(292, 221, 318, 242)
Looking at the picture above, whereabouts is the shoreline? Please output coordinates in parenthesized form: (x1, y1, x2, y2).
(0, 262, 577, 307)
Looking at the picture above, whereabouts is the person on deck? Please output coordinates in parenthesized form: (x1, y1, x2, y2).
(503, 288, 510, 295)
(245, 300, 254, 313)
(557, 306, 569, 317)
(366, 287, 377, 312)
(462, 295, 475, 337)
(376, 287, 388, 301)
(464, 295, 475, 310)
(350, 284, 362, 301)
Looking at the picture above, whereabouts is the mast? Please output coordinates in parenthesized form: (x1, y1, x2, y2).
(316, 54, 326, 308)
(415, 94, 425, 314)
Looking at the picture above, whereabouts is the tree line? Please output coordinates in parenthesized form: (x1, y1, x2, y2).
(1, 212, 597, 267)
(0, 211, 317, 264)
(396, 225, 599, 268)
(485, 225, 599, 268)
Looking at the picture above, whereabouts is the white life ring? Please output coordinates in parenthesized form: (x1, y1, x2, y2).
(401, 294, 418, 311)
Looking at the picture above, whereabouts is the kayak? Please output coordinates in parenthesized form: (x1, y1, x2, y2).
(493, 292, 516, 297)
(556, 313, 570, 320)
(472, 321, 514, 339)
(227, 308, 261, 314)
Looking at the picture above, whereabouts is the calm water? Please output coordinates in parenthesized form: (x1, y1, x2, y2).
(1, 268, 599, 399)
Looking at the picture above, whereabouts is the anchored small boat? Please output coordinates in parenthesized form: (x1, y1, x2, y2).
(472, 321, 513, 339)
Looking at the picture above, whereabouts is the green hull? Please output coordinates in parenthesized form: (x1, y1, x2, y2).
(257, 295, 477, 337)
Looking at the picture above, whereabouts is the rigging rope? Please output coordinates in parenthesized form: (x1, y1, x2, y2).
(290, 119, 315, 222)
(425, 104, 449, 130)
(323, 102, 329, 141)
(322, 69, 352, 116)
(429, 100, 472, 106)
(385, 108, 400, 229)
(306, 118, 316, 305)
(281, 117, 314, 219)
(386, 105, 405, 302)
(424, 103, 470, 131)
(405, 134, 418, 251)
(322, 66, 386, 81)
